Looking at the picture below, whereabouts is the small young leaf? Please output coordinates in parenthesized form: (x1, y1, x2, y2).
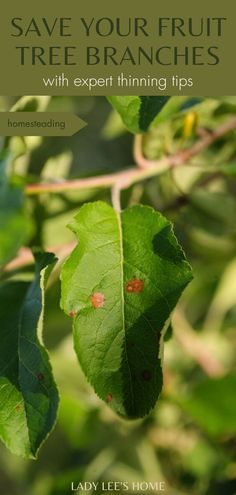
(107, 96, 170, 133)
(61, 202, 192, 419)
(107, 96, 141, 133)
(0, 252, 59, 458)
(0, 153, 30, 267)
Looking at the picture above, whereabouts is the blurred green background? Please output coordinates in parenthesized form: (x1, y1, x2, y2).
(0, 95, 236, 495)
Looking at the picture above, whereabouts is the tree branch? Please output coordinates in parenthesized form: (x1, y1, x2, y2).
(4, 242, 76, 272)
(25, 117, 236, 196)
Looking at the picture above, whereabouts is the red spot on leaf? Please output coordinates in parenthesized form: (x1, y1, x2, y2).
(142, 370, 151, 381)
(126, 278, 144, 294)
(90, 292, 105, 309)
(37, 373, 44, 382)
(106, 393, 113, 403)
(69, 310, 77, 318)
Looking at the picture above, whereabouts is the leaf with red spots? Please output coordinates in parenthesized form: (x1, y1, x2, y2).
(90, 292, 105, 309)
(126, 278, 144, 294)
(69, 310, 77, 318)
(61, 202, 192, 419)
(0, 252, 59, 458)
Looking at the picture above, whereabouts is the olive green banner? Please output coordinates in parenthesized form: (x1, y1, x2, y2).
(0, 0, 235, 95)
(0, 112, 87, 136)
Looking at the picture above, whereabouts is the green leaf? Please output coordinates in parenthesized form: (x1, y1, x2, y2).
(61, 202, 192, 419)
(0, 153, 30, 267)
(107, 96, 170, 133)
(107, 96, 141, 134)
(0, 252, 59, 458)
(139, 96, 170, 132)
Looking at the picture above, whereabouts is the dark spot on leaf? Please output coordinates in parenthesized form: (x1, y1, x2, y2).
(106, 393, 113, 403)
(126, 278, 144, 294)
(69, 310, 77, 318)
(37, 373, 44, 382)
(15, 404, 22, 412)
(142, 370, 152, 381)
(90, 292, 105, 309)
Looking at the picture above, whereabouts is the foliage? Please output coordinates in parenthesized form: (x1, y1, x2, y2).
(0, 252, 58, 458)
(61, 202, 192, 418)
(107, 96, 170, 133)
(0, 94, 235, 495)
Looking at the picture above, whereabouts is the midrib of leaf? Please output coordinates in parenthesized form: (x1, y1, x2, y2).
(115, 209, 135, 410)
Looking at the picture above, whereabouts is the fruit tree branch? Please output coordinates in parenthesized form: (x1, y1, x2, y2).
(26, 117, 236, 196)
